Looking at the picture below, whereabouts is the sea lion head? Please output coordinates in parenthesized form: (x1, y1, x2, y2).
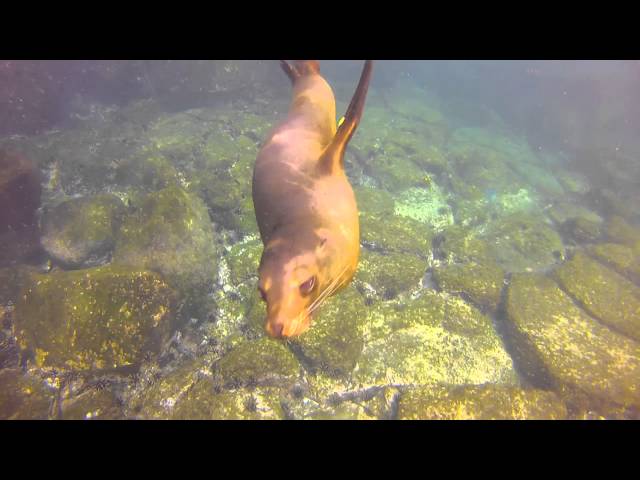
(257, 227, 337, 338)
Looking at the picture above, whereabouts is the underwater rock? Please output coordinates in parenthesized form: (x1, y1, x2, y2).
(560, 217, 603, 244)
(397, 384, 568, 420)
(505, 273, 640, 409)
(546, 201, 603, 226)
(433, 261, 504, 312)
(587, 243, 640, 284)
(393, 186, 454, 232)
(226, 238, 262, 286)
(353, 185, 396, 217)
(360, 213, 433, 258)
(113, 154, 179, 191)
(606, 215, 640, 247)
(588, 188, 637, 222)
(483, 214, 565, 273)
(40, 194, 126, 269)
(0, 369, 55, 419)
(291, 285, 365, 377)
(554, 251, 640, 342)
(61, 388, 124, 420)
(14, 265, 175, 371)
(113, 185, 218, 317)
(212, 337, 300, 389)
(129, 357, 213, 419)
(353, 291, 517, 388)
(435, 225, 493, 265)
(555, 168, 591, 195)
(356, 249, 427, 300)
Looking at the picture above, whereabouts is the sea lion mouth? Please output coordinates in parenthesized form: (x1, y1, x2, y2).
(266, 312, 312, 339)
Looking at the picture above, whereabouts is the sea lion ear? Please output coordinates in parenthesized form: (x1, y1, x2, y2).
(319, 237, 327, 248)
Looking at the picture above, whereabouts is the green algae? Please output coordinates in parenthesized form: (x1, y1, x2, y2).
(40, 193, 126, 268)
(61, 389, 124, 420)
(292, 285, 365, 377)
(433, 261, 504, 312)
(14, 265, 175, 371)
(356, 249, 427, 300)
(0, 369, 55, 419)
(587, 242, 640, 283)
(213, 337, 300, 389)
(397, 384, 567, 420)
(359, 212, 433, 258)
(226, 237, 262, 286)
(393, 186, 454, 231)
(113, 185, 218, 317)
(606, 215, 640, 247)
(554, 251, 640, 342)
(505, 273, 640, 409)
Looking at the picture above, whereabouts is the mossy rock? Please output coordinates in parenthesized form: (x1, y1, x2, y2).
(291, 285, 365, 377)
(40, 194, 126, 269)
(353, 292, 517, 387)
(356, 249, 427, 300)
(353, 185, 395, 217)
(435, 225, 493, 265)
(360, 213, 433, 258)
(61, 389, 124, 420)
(560, 217, 603, 244)
(130, 357, 214, 419)
(483, 214, 565, 273)
(393, 186, 454, 231)
(114, 154, 179, 191)
(14, 265, 176, 371)
(505, 273, 640, 409)
(397, 384, 568, 420)
(226, 238, 263, 286)
(554, 251, 640, 342)
(213, 337, 300, 389)
(361, 151, 425, 192)
(587, 243, 640, 284)
(606, 216, 640, 247)
(433, 260, 504, 312)
(0, 369, 55, 419)
(546, 202, 602, 226)
(113, 185, 218, 317)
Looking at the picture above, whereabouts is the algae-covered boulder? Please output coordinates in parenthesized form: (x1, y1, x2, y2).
(61, 389, 124, 420)
(356, 249, 427, 300)
(606, 215, 640, 247)
(226, 238, 262, 286)
(483, 214, 565, 273)
(353, 292, 517, 388)
(212, 337, 300, 389)
(353, 185, 396, 217)
(432, 260, 504, 312)
(0, 369, 55, 419)
(113, 185, 218, 317)
(40, 194, 126, 269)
(291, 285, 365, 377)
(113, 154, 179, 191)
(360, 213, 433, 258)
(393, 186, 454, 232)
(505, 273, 640, 409)
(14, 265, 175, 371)
(397, 384, 568, 420)
(587, 243, 640, 284)
(560, 217, 603, 244)
(554, 251, 640, 342)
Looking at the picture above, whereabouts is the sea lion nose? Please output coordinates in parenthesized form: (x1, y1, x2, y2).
(267, 319, 285, 338)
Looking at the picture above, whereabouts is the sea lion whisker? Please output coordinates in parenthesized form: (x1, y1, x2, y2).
(307, 264, 348, 312)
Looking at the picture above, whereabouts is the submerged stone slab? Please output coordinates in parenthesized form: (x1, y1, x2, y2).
(14, 265, 175, 371)
(587, 243, 640, 284)
(554, 251, 640, 342)
(353, 292, 517, 388)
(397, 384, 568, 420)
(0, 369, 54, 419)
(433, 260, 504, 312)
(505, 273, 640, 409)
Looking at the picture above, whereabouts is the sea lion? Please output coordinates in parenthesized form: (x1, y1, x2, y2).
(252, 60, 373, 338)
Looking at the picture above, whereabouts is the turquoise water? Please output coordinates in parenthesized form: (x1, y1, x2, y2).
(0, 60, 639, 419)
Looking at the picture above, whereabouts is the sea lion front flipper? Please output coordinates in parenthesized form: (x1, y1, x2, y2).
(318, 60, 374, 175)
(280, 60, 299, 84)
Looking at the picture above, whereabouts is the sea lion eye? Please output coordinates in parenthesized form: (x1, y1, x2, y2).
(299, 276, 316, 295)
(258, 287, 267, 301)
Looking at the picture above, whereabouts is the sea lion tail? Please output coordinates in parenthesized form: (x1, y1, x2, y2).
(318, 60, 373, 174)
(280, 60, 321, 84)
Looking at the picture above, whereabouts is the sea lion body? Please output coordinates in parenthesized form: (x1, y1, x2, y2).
(253, 60, 372, 338)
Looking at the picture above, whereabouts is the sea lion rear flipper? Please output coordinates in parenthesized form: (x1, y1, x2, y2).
(280, 60, 299, 84)
(280, 60, 321, 84)
(318, 60, 374, 174)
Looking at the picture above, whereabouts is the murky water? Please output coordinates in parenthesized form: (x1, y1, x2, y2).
(1, 60, 639, 419)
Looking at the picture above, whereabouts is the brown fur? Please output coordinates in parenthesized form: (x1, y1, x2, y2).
(252, 60, 373, 338)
